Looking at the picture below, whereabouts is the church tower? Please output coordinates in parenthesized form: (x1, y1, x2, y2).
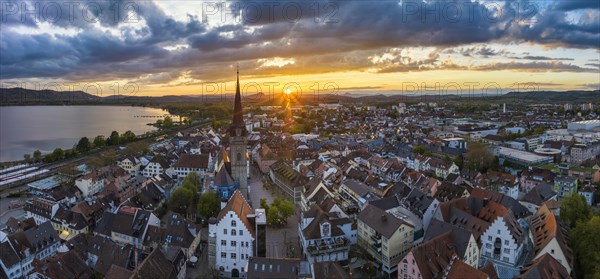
(229, 66, 249, 199)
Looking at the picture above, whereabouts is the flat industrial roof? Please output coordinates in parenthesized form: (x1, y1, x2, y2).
(28, 175, 65, 190)
(498, 147, 552, 163)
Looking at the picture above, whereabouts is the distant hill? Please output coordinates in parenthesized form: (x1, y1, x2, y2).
(0, 87, 101, 103)
(502, 90, 599, 102)
(1, 87, 598, 105)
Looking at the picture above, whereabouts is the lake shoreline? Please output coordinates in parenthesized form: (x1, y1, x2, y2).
(0, 105, 174, 162)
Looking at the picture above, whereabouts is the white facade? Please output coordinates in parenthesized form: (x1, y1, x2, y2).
(174, 166, 207, 178)
(299, 221, 350, 263)
(75, 177, 104, 197)
(212, 211, 254, 277)
(0, 242, 33, 279)
(117, 158, 140, 174)
(142, 162, 166, 177)
(480, 217, 524, 267)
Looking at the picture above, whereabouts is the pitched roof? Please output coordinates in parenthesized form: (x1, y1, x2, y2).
(217, 190, 255, 237)
(480, 261, 499, 279)
(9, 221, 60, 255)
(247, 257, 312, 279)
(214, 164, 235, 186)
(6, 217, 36, 232)
(343, 179, 370, 197)
(173, 153, 209, 169)
(522, 183, 556, 205)
(0, 241, 20, 268)
(357, 204, 410, 239)
(409, 231, 458, 279)
(302, 205, 344, 240)
(30, 250, 93, 279)
(88, 235, 133, 275)
(423, 219, 474, 258)
(514, 253, 572, 279)
(470, 188, 530, 219)
(446, 259, 487, 279)
(529, 205, 573, 270)
(130, 248, 177, 279)
(105, 264, 134, 279)
(312, 261, 351, 279)
(149, 154, 170, 168)
(434, 182, 468, 202)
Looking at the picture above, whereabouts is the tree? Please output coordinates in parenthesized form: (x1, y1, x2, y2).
(121, 130, 136, 143)
(169, 187, 195, 214)
(182, 172, 200, 193)
(570, 216, 600, 279)
(266, 205, 281, 226)
(43, 153, 55, 163)
(412, 145, 427, 155)
(465, 141, 495, 172)
(453, 156, 464, 170)
(107, 131, 120, 146)
(51, 148, 64, 161)
(93, 135, 105, 148)
(64, 149, 75, 158)
(443, 155, 451, 162)
(197, 191, 220, 219)
(87, 150, 117, 170)
(76, 137, 91, 153)
(124, 141, 149, 156)
(23, 154, 31, 163)
(275, 198, 295, 224)
(260, 198, 269, 213)
(211, 117, 220, 130)
(560, 193, 591, 228)
(163, 116, 174, 129)
(33, 150, 42, 163)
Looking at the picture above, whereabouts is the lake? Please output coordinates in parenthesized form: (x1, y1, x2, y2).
(0, 106, 171, 162)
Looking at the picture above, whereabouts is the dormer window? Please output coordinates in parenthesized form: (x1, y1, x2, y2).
(231, 220, 237, 227)
(321, 223, 331, 238)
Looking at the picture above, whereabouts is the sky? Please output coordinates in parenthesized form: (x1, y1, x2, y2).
(0, 0, 599, 97)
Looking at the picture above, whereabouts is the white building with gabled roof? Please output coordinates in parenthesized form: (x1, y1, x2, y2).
(208, 190, 266, 278)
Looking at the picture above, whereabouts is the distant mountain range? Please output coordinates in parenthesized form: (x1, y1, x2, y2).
(1, 87, 598, 105)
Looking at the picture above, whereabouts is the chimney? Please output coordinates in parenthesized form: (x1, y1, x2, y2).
(483, 197, 489, 207)
(381, 214, 387, 221)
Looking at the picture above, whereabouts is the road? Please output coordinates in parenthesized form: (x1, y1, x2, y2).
(248, 164, 275, 206)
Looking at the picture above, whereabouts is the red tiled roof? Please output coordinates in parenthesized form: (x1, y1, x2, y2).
(216, 190, 255, 237)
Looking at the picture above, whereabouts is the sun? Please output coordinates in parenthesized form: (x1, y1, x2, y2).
(284, 88, 291, 95)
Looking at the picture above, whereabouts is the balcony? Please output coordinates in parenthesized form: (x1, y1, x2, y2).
(370, 234, 382, 244)
(307, 238, 349, 254)
(371, 243, 382, 253)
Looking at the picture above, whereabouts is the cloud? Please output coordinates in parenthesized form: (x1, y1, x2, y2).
(1, 0, 599, 85)
(473, 61, 598, 73)
(577, 83, 600, 90)
(512, 56, 574, 61)
(555, 1, 600, 11)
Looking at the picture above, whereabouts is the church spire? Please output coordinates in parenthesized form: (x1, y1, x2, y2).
(231, 65, 246, 136)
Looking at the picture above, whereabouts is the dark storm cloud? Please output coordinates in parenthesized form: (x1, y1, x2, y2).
(555, 1, 600, 11)
(1, 0, 599, 83)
